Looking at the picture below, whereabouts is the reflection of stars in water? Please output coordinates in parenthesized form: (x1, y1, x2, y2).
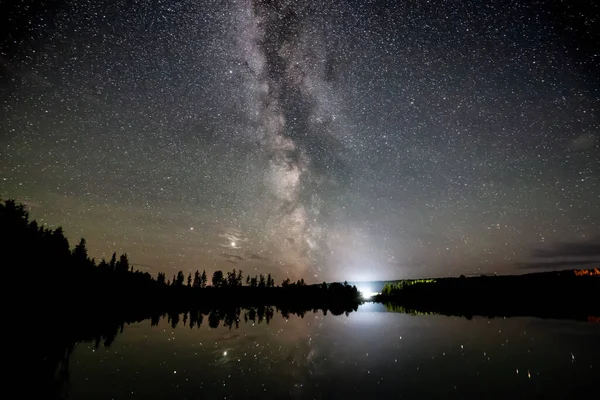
(73, 306, 599, 398)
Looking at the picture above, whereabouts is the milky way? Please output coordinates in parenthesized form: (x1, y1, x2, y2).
(241, 1, 353, 276)
(1, 0, 599, 281)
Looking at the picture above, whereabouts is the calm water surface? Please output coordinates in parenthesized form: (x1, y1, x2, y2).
(67, 304, 599, 399)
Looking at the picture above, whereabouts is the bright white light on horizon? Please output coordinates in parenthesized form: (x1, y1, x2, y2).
(357, 286, 379, 299)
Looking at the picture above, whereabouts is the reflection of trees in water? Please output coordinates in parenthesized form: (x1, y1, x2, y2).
(39, 340, 76, 400)
(43, 305, 358, 399)
(383, 303, 436, 316)
(163, 305, 332, 330)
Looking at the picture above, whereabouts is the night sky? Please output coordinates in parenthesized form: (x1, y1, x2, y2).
(1, 0, 598, 282)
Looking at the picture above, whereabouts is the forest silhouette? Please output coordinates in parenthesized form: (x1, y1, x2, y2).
(376, 270, 599, 320)
(1, 198, 362, 314)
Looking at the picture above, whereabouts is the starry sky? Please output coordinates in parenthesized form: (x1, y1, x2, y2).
(1, 0, 599, 282)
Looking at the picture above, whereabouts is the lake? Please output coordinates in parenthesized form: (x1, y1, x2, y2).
(59, 303, 598, 399)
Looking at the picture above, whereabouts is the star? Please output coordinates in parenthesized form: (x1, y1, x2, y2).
(0, 0, 597, 282)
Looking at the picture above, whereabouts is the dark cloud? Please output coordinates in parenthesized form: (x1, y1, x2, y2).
(221, 253, 245, 261)
(249, 254, 268, 261)
(568, 134, 598, 151)
(518, 238, 600, 271)
(532, 238, 600, 259)
(516, 259, 599, 270)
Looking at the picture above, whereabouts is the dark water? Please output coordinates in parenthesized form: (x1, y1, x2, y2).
(63, 304, 598, 399)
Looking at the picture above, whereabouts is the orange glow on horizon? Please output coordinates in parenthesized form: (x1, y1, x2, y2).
(574, 268, 600, 277)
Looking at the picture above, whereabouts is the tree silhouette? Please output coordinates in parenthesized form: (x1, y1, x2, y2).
(98, 258, 109, 270)
(170, 313, 180, 329)
(72, 238, 89, 266)
(208, 310, 220, 328)
(227, 268, 238, 287)
(157, 272, 166, 285)
(212, 270, 224, 288)
(258, 274, 266, 288)
(187, 272, 192, 287)
(193, 270, 201, 288)
(116, 254, 129, 273)
(109, 252, 117, 271)
(177, 271, 185, 286)
(200, 270, 208, 288)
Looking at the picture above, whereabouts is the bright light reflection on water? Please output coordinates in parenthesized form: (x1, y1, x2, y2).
(66, 305, 599, 399)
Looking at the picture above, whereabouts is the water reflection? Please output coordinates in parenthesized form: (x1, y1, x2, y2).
(44, 305, 599, 399)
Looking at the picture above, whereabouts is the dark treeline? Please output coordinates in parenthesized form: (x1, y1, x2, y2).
(375, 271, 600, 321)
(1, 199, 362, 315)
